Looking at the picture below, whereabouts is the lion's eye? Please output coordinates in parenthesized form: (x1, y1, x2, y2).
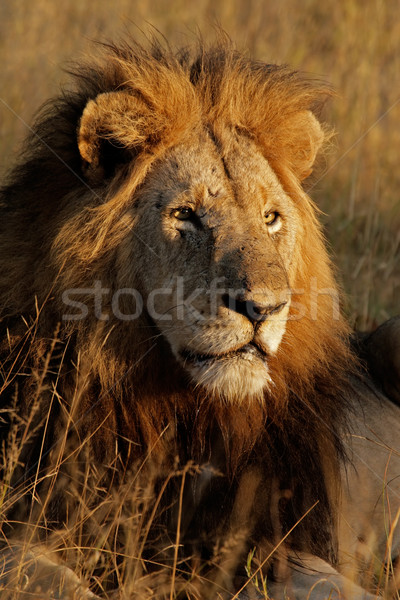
(173, 207, 194, 220)
(264, 211, 279, 226)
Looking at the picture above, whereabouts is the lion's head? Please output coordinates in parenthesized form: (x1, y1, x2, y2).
(0, 39, 352, 460)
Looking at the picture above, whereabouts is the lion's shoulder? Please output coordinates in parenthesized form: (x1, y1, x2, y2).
(352, 316, 400, 405)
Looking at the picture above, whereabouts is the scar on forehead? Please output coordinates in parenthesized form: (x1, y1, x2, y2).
(192, 183, 222, 202)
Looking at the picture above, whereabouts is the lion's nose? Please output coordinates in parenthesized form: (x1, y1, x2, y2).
(222, 294, 288, 324)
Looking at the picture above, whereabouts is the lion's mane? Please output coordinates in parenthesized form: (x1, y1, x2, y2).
(0, 38, 355, 580)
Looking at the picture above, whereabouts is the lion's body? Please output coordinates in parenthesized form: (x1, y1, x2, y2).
(0, 39, 399, 599)
(340, 388, 400, 581)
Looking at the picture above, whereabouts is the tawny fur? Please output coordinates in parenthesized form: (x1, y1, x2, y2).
(0, 38, 358, 593)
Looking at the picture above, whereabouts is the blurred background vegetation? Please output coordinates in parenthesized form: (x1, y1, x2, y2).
(0, 0, 399, 328)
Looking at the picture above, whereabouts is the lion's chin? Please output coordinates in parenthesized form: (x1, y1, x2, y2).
(181, 344, 271, 402)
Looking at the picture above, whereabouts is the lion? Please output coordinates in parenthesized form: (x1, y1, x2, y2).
(0, 38, 399, 599)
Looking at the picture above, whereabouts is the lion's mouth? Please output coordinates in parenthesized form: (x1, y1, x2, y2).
(180, 342, 267, 367)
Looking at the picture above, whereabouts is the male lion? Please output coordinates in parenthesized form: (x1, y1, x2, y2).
(0, 39, 399, 599)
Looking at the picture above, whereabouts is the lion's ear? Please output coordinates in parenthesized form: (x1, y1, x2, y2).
(281, 110, 325, 181)
(78, 91, 152, 182)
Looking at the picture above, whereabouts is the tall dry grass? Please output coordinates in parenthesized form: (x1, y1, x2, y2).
(0, 331, 268, 600)
(0, 0, 399, 326)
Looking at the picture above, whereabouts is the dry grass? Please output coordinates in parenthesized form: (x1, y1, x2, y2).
(0, 350, 266, 600)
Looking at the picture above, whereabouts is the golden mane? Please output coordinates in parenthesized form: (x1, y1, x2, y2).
(0, 38, 355, 572)
(52, 40, 351, 437)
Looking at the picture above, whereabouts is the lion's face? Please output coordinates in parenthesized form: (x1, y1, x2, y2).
(127, 128, 299, 401)
(73, 68, 328, 404)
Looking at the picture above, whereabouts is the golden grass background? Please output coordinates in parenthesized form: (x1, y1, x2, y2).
(0, 0, 399, 328)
